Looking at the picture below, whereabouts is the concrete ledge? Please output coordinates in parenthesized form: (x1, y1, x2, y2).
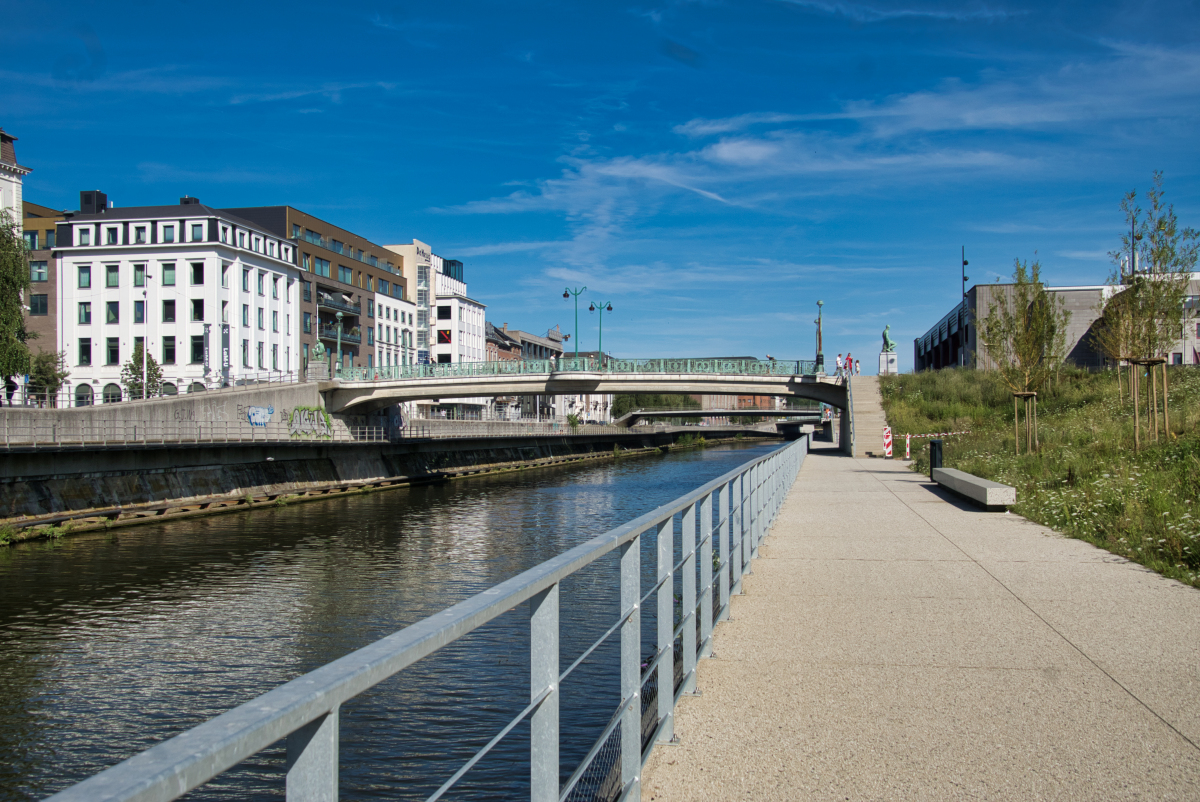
(931, 467, 1015, 510)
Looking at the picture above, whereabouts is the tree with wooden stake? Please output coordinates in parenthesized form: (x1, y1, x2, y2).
(977, 257, 1070, 455)
(1098, 171, 1198, 448)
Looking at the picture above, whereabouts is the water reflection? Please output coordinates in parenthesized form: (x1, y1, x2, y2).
(0, 442, 779, 801)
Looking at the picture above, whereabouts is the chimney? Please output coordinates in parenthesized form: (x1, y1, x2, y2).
(180, 196, 201, 206)
(503, 323, 508, 332)
(80, 190, 108, 215)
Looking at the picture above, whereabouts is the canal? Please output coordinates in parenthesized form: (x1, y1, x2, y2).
(0, 440, 780, 801)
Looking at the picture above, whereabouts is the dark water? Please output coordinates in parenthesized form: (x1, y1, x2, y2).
(0, 441, 779, 801)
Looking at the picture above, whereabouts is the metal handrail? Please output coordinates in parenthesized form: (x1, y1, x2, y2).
(335, 357, 820, 382)
(315, 295, 361, 316)
(45, 437, 808, 802)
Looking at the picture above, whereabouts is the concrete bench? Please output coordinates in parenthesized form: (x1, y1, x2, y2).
(931, 468, 1015, 511)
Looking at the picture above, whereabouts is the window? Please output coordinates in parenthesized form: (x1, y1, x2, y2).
(29, 294, 47, 315)
(106, 264, 120, 287)
(135, 226, 147, 244)
(162, 263, 176, 286)
(437, 306, 452, 320)
(134, 263, 146, 287)
(106, 301, 119, 324)
(190, 223, 203, 242)
(106, 228, 119, 245)
(315, 257, 330, 278)
(45, 231, 55, 248)
(272, 310, 278, 332)
(79, 339, 92, 366)
(30, 261, 47, 282)
(23, 231, 38, 250)
(378, 324, 383, 341)
(338, 265, 353, 284)
(103, 383, 122, 403)
(437, 353, 452, 364)
(163, 300, 176, 323)
(191, 262, 204, 285)
(292, 223, 301, 239)
(286, 313, 291, 335)
(303, 312, 312, 333)
(257, 308, 264, 330)
(331, 239, 344, 255)
(163, 225, 175, 243)
(254, 236, 262, 252)
(269, 241, 276, 257)
(378, 279, 390, 296)
(302, 280, 312, 302)
(191, 299, 204, 322)
(302, 253, 311, 272)
(367, 327, 374, 345)
(257, 272, 264, 295)
(272, 277, 279, 299)
(79, 302, 91, 324)
(257, 342, 264, 369)
(242, 339, 250, 367)
(367, 276, 373, 292)
(242, 269, 250, 292)
(272, 344, 278, 370)
(163, 338, 176, 364)
(368, 354, 373, 368)
(191, 335, 205, 364)
(79, 228, 91, 246)
(242, 304, 250, 326)
(220, 227, 229, 244)
(134, 300, 144, 324)
(77, 264, 91, 288)
(221, 263, 229, 288)
(438, 329, 453, 344)
(106, 337, 120, 365)
(367, 300, 374, 318)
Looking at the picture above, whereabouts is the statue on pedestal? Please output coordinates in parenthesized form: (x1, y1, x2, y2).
(882, 325, 897, 354)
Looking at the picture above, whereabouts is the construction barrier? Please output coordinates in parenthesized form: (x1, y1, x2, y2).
(883, 426, 893, 458)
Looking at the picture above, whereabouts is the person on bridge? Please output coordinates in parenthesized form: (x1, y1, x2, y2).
(835, 354, 844, 377)
(844, 352, 852, 381)
(855, 359, 861, 376)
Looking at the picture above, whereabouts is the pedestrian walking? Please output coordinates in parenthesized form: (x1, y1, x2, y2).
(844, 352, 852, 380)
(855, 359, 861, 376)
(835, 353, 843, 378)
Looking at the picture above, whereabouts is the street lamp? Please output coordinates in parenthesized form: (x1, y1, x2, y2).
(141, 267, 152, 399)
(563, 286, 586, 365)
(335, 310, 344, 377)
(815, 300, 825, 373)
(589, 301, 613, 367)
(961, 248, 970, 367)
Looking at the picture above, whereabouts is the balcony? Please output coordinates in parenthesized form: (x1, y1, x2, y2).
(319, 326, 361, 345)
(316, 293, 361, 316)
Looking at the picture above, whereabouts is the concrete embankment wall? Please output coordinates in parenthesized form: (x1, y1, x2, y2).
(0, 429, 725, 526)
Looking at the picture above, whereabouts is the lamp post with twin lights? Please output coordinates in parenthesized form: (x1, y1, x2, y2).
(563, 286, 586, 364)
(589, 300, 613, 368)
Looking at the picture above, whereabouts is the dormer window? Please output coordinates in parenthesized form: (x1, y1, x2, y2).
(79, 228, 91, 246)
(238, 231, 246, 248)
(106, 228, 119, 245)
(220, 227, 229, 244)
(191, 223, 204, 242)
(163, 225, 176, 243)
(134, 226, 147, 244)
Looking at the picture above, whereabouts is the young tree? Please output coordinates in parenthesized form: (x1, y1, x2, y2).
(120, 342, 164, 400)
(28, 350, 70, 407)
(0, 209, 33, 380)
(976, 257, 1071, 452)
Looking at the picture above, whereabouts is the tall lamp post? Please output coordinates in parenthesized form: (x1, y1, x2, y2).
(335, 311, 344, 377)
(563, 286, 586, 365)
(961, 247, 970, 367)
(141, 266, 153, 399)
(589, 300, 613, 367)
(815, 300, 825, 373)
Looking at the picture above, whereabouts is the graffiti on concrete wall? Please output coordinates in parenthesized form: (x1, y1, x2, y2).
(246, 405, 274, 427)
(289, 407, 332, 438)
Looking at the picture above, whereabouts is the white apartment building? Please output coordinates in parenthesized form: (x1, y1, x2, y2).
(432, 271, 486, 364)
(0, 129, 30, 224)
(56, 198, 301, 404)
(371, 290, 417, 368)
(383, 239, 435, 364)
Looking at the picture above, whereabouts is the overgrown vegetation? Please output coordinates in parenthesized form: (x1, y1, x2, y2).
(880, 367, 1200, 588)
(610, 393, 700, 419)
(0, 209, 34, 378)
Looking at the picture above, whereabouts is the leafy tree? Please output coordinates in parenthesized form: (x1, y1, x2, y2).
(120, 342, 164, 400)
(976, 257, 1070, 452)
(28, 350, 69, 407)
(611, 393, 700, 419)
(0, 209, 33, 379)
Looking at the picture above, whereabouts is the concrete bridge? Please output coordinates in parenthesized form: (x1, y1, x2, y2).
(612, 407, 823, 427)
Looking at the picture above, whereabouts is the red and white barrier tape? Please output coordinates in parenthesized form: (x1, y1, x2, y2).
(903, 431, 971, 440)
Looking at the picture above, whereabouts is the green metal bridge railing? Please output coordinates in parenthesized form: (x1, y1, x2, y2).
(335, 358, 820, 382)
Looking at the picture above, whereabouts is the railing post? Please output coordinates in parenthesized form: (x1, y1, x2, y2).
(699, 489, 714, 657)
(749, 463, 760, 560)
(731, 473, 744, 595)
(656, 516, 675, 744)
(619, 535, 641, 801)
(285, 707, 339, 801)
(681, 502, 697, 695)
(718, 481, 730, 621)
(529, 582, 559, 802)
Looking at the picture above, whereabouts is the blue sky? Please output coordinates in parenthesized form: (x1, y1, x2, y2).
(3, 0, 1199, 370)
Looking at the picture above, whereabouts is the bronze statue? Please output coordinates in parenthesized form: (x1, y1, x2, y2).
(882, 325, 897, 353)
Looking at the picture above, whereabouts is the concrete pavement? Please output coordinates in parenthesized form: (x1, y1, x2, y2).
(641, 444, 1200, 801)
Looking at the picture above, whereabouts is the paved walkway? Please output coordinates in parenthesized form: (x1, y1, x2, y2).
(642, 445, 1200, 801)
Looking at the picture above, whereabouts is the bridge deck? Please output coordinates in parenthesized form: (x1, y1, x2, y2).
(642, 444, 1200, 800)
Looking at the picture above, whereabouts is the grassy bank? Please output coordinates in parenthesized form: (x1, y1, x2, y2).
(880, 367, 1200, 588)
